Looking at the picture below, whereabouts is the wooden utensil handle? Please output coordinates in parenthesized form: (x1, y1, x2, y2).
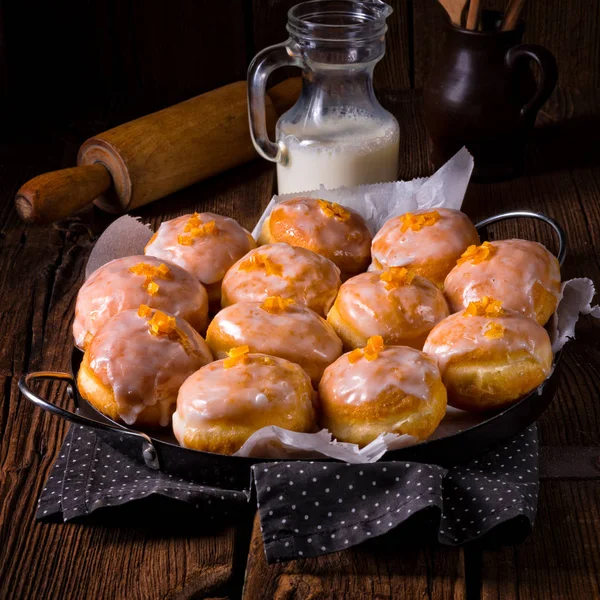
(15, 164, 112, 224)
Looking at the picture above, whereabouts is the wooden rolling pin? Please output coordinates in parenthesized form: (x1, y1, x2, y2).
(16, 78, 301, 224)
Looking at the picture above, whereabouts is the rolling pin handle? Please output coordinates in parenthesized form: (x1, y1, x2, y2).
(15, 163, 113, 224)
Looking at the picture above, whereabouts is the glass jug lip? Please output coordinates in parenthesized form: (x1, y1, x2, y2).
(287, 0, 393, 43)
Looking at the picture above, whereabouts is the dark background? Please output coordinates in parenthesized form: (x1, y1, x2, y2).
(1, 0, 597, 137)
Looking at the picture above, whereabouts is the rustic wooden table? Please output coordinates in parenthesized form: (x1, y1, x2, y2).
(1, 86, 599, 599)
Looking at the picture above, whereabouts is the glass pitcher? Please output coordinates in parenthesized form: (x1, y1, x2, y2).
(248, 0, 399, 195)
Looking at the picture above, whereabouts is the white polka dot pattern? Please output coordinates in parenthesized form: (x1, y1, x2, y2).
(36, 425, 539, 564)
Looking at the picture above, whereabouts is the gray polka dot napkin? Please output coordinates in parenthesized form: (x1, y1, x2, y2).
(37, 424, 539, 564)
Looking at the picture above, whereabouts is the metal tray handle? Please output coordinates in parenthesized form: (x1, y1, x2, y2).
(475, 210, 567, 266)
(18, 372, 160, 469)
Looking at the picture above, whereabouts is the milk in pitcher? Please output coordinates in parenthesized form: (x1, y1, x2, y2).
(276, 109, 399, 195)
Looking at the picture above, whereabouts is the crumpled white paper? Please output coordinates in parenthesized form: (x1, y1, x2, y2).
(252, 146, 474, 238)
(234, 427, 418, 463)
(83, 147, 598, 462)
(551, 277, 600, 352)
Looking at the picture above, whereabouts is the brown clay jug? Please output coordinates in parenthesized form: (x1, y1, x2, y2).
(423, 10, 558, 180)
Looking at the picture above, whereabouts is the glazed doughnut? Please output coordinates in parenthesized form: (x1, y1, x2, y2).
(258, 197, 372, 279)
(327, 267, 450, 350)
(73, 255, 209, 350)
(173, 347, 317, 455)
(444, 239, 561, 326)
(318, 336, 447, 445)
(371, 208, 480, 287)
(144, 212, 256, 305)
(206, 296, 342, 387)
(77, 306, 213, 428)
(423, 298, 553, 412)
(221, 243, 342, 316)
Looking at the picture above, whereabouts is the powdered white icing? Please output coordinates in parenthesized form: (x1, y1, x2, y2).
(268, 197, 371, 265)
(145, 212, 255, 285)
(320, 346, 441, 406)
(371, 208, 478, 268)
(221, 243, 342, 315)
(88, 309, 213, 426)
(335, 272, 450, 340)
(444, 239, 561, 320)
(173, 355, 313, 432)
(73, 255, 208, 349)
(208, 302, 342, 372)
(423, 310, 552, 372)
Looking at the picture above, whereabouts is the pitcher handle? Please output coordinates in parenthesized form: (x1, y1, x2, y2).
(248, 40, 302, 163)
(506, 44, 558, 124)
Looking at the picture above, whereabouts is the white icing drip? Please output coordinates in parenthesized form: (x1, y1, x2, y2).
(320, 346, 440, 405)
(371, 208, 478, 269)
(221, 243, 341, 316)
(209, 302, 342, 366)
(175, 355, 313, 427)
(423, 310, 552, 372)
(335, 272, 449, 341)
(145, 212, 255, 285)
(87, 309, 213, 425)
(73, 255, 208, 349)
(444, 239, 561, 320)
(267, 198, 371, 265)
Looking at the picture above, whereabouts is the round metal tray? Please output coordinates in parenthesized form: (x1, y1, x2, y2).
(19, 211, 566, 490)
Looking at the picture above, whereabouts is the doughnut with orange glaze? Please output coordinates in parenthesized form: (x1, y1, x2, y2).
(77, 306, 213, 428)
(371, 208, 480, 287)
(259, 197, 372, 279)
(220, 243, 342, 316)
(173, 348, 316, 454)
(444, 239, 561, 325)
(327, 267, 450, 350)
(423, 298, 553, 412)
(144, 212, 256, 305)
(73, 255, 209, 350)
(318, 337, 447, 445)
(206, 296, 342, 387)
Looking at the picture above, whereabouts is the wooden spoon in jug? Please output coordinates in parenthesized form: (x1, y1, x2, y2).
(501, 0, 526, 30)
(437, 0, 468, 26)
(466, 0, 481, 30)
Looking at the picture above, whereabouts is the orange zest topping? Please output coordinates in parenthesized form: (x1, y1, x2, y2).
(380, 267, 415, 290)
(183, 212, 202, 232)
(261, 296, 295, 314)
(363, 335, 384, 361)
(224, 345, 250, 368)
(348, 349, 363, 364)
(129, 262, 172, 296)
(149, 310, 177, 335)
(317, 199, 350, 221)
(484, 322, 506, 339)
(156, 263, 171, 278)
(464, 297, 504, 318)
(178, 213, 218, 245)
(457, 241, 494, 266)
(137, 304, 153, 318)
(145, 280, 160, 296)
(239, 253, 283, 277)
(400, 211, 440, 232)
(348, 335, 385, 364)
(178, 235, 193, 246)
(139, 306, 195, 354)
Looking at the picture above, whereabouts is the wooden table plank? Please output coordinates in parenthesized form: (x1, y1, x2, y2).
(243, 513, 466, 600)
(479, 481, 600, 600)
